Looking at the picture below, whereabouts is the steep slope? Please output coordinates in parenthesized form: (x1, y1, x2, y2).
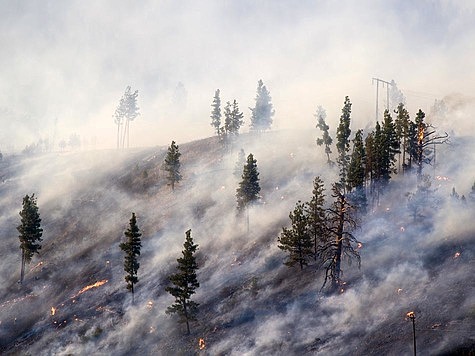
(0, 131, 474, 355)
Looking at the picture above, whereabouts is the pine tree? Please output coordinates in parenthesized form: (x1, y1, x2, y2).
(114, 86, 140, 149)
(224, 99, 244, 137)
(236, 153, 261, 213)
(250, 79, 274, 132)
(234, 148, 246, 178)
(210, 89, 222, 136)
(304, 177, 327, 260)
(347, 129, 367, 212)
(411, 109, 449, 179)
(315, 106, 333, 164)
(320, 183, 360, 292)
(347, 129, 366, 192)
(164, 140, 182, 190)
(236, 153, 261, 232)
(230, 100, 244, 135)
(394, 103, 410, 173)
(119, 213, 142, 302)
(166, 229, 199, 335)
(336, 96, 352, 190)
(380, 109, 400, 184)
(278, 201, 313, 270)
(17, 194, 43, 284)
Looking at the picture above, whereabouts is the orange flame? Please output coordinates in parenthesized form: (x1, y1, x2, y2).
(199, 338, 205, 350)
(453, 252, 461, 259)
(73, 279, 108, 298)
(51, 307, 56, 316)
(406, 311, 415, 319)
(418, 127, 424, 142)
(357, 242, 363, 249)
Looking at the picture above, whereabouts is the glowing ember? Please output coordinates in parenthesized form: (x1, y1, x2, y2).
(357, 242, 363, 249)
(339, 288, 345, 294)
(147, 301, 154, 310)
(199, 338, 206, 350)
(397, 288, 403, 294)
(418, 127, 424, 142)
(406, 311, 416, 319)
(453, 252, 461, 259)
(400, 226, 405, 232)
(51, 307, 56, 316)
(29, 261, 43, 272)
(435, 175, 450, 181)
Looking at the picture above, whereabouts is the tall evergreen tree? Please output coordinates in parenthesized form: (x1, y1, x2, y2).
(119, 213, 142, 302)
(236, 153, 261, 232)
(394, 103, 410, 173)
(315, 106, 333, 164)
(411, 109, 449, 179)
(166, 229, 199, 335)
(347, 129, 366, 191)
(114, 86, 140, 149)
(233, 148, 246, 178)
(320, 183, 360, 292)
(17, 194, 43, 284)
(278, 201, 313, 270)
(249, 79, 274, 132)
(380, 109, 400, 184)
(164, 140, 182, 190)
(236, 154, 261, 213)
(304, 177, 327, 260)
(336, 96, 352, 190)
(347, 129, 367, 211)
(224, 100, 244, 136)
(210, 89, 222, 136)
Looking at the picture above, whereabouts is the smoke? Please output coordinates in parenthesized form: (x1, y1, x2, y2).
(1, 1, 475, 355)
(1, 1, 475, 151)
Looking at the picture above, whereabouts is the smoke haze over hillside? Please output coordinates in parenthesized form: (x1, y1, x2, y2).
(1, 1, 475, 150)
(1, 1, 475, 355)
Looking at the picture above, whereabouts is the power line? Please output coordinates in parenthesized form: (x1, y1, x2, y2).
(372, 78, 391, 122)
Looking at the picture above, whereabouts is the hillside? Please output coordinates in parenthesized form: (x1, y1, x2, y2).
(0, 130, 474, 355)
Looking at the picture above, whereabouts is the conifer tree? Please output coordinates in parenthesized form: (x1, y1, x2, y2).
(236, 154, 261, 213)
(380, 109, 400, 184)
(234, 148, 246, 178)
(347, 129, 366, 191)
(114, 86, 140, 149)
(166, 229, 199, 335)
(278, 201, 313, 270)
(394, 103, 410, 173)
(347, 129, 367, 211)
(320, 183, 360, 292)
(304, 177, 327, 260)
(224, 99, 244, 137)
(164, 140, 182, 190)
(17, 194, 43, 284)
(336, 96, 352, 190)
(119, 213, 142, 302)
(236, 153, 261, 232)
(411, 109, 449, 179)
(210, 89, 222, 136)
(250, 79, 274, 132)
(315, 106, 333, 164)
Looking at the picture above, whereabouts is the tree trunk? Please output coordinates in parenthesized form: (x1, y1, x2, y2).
(183, 300, 190, 334)
(333, 201, 345, 291)
(20, 249, 25, 284)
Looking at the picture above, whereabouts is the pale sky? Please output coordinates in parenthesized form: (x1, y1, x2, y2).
(1, 0, 475, 150)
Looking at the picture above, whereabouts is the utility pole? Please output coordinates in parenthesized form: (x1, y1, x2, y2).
(372, 78, 391, 122)
(406, 311, 417, 356)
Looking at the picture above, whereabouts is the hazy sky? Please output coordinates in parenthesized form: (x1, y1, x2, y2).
(1, 0, 475, 150)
